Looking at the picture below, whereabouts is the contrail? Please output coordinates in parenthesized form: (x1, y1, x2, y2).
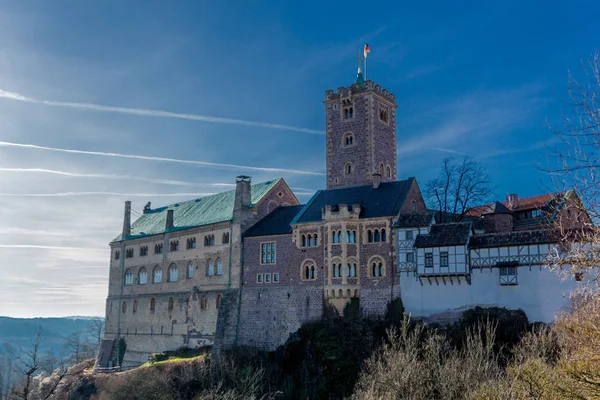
(0, 89, 324, 135)
(0, 192, 217, 197)
(0, 141, 325, 176)
(0, 168, 236, 186)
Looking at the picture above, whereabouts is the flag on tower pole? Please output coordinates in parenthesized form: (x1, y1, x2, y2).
(363, 44, 370, 80)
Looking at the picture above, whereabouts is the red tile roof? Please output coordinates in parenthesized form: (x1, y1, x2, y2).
(466, 192, 561, 217)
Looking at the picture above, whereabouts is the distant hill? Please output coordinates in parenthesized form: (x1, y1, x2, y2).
(0, 316, 101, 356)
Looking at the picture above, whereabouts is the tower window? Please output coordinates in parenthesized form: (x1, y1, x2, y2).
(379, 164, 384, 175)
(379, 106, 389, 123)
(344, 106, 353, 120)
(386, 165, 391, 178)
(343, 133, 354, 147)
(345, 163, 353, 175)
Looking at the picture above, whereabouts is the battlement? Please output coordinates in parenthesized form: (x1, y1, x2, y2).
(325, 80, 396, 103)
(322, 203, 362, 220)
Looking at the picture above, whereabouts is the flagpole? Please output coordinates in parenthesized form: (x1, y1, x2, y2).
(364, 54, 367, 81)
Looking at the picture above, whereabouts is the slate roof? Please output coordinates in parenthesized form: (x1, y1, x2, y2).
(292, 178, 415, 224)
(394, 211, 435, 228)
(112, 179, 281, 242)
(244, 205, 305, 238)
(414, 222, 472, 248)
(469, 229, 563, 248)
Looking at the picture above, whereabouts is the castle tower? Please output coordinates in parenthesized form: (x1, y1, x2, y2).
(324, 72, 398, 189)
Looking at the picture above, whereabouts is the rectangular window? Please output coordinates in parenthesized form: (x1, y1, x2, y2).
(261, 242, 276, 264)
(265, 273, 271, 283)
(425, 253, 433, 268)
(500, 267, 518, 285)
(125, 249, 134, 259)
(405, 230, 413, 240)
(155, 244, 163, 254)
(140, 246, 148, 256)
(124, 272, 134, 285)
(406, 252, 414, 263)
(187, 237, 196, 249)
(170, 240, 179, 251)
(257, 273, 263, 283)
(440, 252, 449, 268)
(273, 273, 280, 282)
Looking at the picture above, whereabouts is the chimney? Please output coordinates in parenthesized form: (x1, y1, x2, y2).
(506, 194, 519, 210)
(122, 201, 131, 239)
(165, 209, 174, 230)
(234, 175, 252, 211)
(372, 173, 382, 189)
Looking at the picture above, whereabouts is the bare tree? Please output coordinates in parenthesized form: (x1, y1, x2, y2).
(86, 318, 105, 348)
(12, 327, 43, 400)
(426, 157, 493, 223)
(546, 50, 600, 290)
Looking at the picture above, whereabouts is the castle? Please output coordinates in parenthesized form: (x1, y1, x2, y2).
(99, 71, 585, 369)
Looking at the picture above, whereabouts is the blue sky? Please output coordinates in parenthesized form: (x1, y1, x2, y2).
(0, 1, 597, 317)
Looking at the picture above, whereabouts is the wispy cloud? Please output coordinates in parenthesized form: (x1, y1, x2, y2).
(0, 89, 324, 135)
(0, 244, 106, 251)
(427, 147, 469, 156)
(0, 141, 325, 176)
(0, 168, 236, 187)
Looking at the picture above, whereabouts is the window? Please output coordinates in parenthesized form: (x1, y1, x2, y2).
(347, 263, 357, 277)
(153, 266, 162, 283)
(301, 235, 306, 247)
(303, 263, 317, 280)
(371, 259, 385, 277)
(222, 232, 230, 244)
(168, 297, 174, 311)
(346, 230, 356, 243)
(411, 201, 417, 214)
(374, 230, 381, 242)
(139, 268, 148, 285)
(440, 252, 449, 268)
(170, 240, 179, 252)
(304, 234, 318, 247)
(261, 242, 276, 264)
(150, 297, 156, 313)
(125, 248, 134, 259)
(187, 261, 194, 279)
(345, 163, 352, 175)
(257, 273, 263, 283)
(381, 229, 387, 242)
(379, 163, 384, 176)
(332, 262, 342, 278)
(386, 165, 391, 178)
(333, 230, 343, 244)
(343, 133, 354, 146)
(406, 252, 414, 263)
(379, 107, 389, 123)
(425, 253, 433, 268)
(500, 267, 518, 285)
(204, 235, 215, 246)
(124, 270, 134, 285)
(368, 230, 373, 243)
(186, 237, 196, 249)
(344, 106, 353, 119)
(532, 209, 543, 218)
(200, 296, 207, 310)
(154, 244, 163, 254)
(265, 273, 271, 283)
(273, 273, 280, 282)
(168, 264, 178, 282)
(133, 300, 138, 314)
(406, 230, 413, 240)
(114, 250, 120, 260)
(122, 301, 127, 314)
(207, 259, 214, 277)
(216, 295, 222, 310)
(216, 258, 223, 276)
(140, 246, 148, 256)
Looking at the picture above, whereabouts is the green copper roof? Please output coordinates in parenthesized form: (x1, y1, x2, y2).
(112, 179, 281, 242)
(356, 71, 365, 87)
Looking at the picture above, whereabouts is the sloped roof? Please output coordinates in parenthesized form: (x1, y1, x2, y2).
(414, 222, 472, 248)
(469, 229, 562, 248)
(244, 205, 305, 238)
(292, 178, 415, 224)
(482, 202, 513, 215)
(113, 179, 281, 242)
(394, 211, 435, 228)
(467, 192, 565, 217)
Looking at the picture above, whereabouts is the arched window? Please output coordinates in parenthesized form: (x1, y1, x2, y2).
(187, 261, 194, 279)
(138, 268, 148, 285)
(386, 165, 391, 178)
(314, 234, 318, 246)
(133, 300, 138, 314)
(222, 232, 230, 244)
(168, 297, 174, 311)
(381, 228, 387, 242)
(374, 229, 381, 242)
(122, 301, 127, 314)
(345, 163, 352, 175)
(200, 296, 207, 310)
(306, 234, 312, 247)
(368, 230, 373, 243)
(150, 297, 156, 313)
(380, 164, 384, 175)
(412, 200, 417, 214)
(370, 258, 386, 277)
(351, 263, 357, 277)
(216, 295, 222, 310)
(301, 235, 306, 247)
(346, 264, 351, 277)
(169, 264, 178, 282)
(124, 269, 134, 285)
(153, 266, 162, 283)
(207, 259, 215, 276)
(343, 133, 354, 146)
(216, 258, 223, 276)
(302, 261, 317, 280)
(378, 263, 384, 277)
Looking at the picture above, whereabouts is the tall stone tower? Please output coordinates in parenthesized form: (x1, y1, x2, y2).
(324, 73, 397, 189)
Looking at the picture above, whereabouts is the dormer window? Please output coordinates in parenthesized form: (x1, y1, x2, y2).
(343, 133, 354, 147)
